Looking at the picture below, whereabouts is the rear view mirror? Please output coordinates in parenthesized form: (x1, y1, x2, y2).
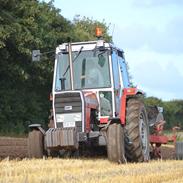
(32, 50, 41, 62)
(98, 54, 106, 67)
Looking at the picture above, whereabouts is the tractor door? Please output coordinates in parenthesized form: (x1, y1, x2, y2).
(111, 50, 122, 116)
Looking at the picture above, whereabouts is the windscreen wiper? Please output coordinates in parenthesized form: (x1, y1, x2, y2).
(62, 46, 84, 77)
(73, 46, 83, 62)
(93, 46, 107, 57)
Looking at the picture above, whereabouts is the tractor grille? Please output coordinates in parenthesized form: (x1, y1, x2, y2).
(54, 92, 83, 132)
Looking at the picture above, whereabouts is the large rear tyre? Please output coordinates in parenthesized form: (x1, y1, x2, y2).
(107, 123, 125, 163)
(125, 98, 150, 162)
(28, 130, 44, 158)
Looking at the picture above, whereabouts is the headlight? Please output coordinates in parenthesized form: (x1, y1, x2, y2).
(56, 114, 64, 122)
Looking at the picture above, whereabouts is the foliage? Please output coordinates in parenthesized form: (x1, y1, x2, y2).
(145, 97, 183, 129)
(0, 0, 71, 134)
(72, 15, 112, 42)
(0, 0, 112, 134)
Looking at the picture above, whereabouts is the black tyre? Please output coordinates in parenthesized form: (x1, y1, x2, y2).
(125, 98, 150, 162)
(107, 123, 125, 163)
(28, 130, 44, 158)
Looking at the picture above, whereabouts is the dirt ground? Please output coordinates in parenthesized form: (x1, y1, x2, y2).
(161, 144, 175, 159)
(0, 137, 28, 159)
(0, 136, 176, 160)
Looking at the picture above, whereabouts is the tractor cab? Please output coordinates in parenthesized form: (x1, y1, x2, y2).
(52, 39, 131, 131)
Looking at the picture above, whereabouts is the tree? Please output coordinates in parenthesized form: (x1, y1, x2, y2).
(144, 97, 183, 129)
(0, 0, 72, 134)
(163, 100, 183, 128)
(144, 96, 163, 106)
(72, 15, 112, 42)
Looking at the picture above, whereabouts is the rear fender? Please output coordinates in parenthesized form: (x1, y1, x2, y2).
(119, 88, 144, 125)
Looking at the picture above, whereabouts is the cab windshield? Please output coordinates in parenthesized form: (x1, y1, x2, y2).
(55, 49, 111, 91)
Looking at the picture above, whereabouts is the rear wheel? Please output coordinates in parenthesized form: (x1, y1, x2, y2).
(107, 123, 125, 163)
(28, 130, 44, 158)
(125, 98, 150, 162)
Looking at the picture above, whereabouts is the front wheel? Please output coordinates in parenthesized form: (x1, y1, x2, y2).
(125, 98, 150, 162)
(28, 130, 44, 158)
(107, 123, 126, 163)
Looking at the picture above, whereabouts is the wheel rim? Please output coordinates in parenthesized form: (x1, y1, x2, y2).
(139, 113, 148, 156)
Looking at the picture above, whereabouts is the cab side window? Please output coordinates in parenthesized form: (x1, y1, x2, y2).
(112, 50, 120, 90)
(118, 51, 130, 88)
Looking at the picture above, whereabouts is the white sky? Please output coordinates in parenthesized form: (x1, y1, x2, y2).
(44, 0, 183, 101)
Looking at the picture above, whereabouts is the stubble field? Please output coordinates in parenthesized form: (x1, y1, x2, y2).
(0, 136, 182, 183)
(0, 158, 183, 183)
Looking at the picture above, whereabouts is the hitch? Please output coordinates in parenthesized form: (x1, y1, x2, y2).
(149, 121, 179, 159)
